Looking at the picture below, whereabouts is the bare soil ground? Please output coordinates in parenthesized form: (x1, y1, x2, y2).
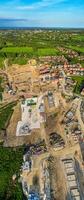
(6, 103, 41, 147)
(49, 156, 67, 200)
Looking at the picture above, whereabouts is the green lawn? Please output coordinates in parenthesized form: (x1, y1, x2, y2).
(1, 47, 33, 54)
(0, 46, 60, 57)
(38, 48, 59, 56)
(0, 146, 24, 200)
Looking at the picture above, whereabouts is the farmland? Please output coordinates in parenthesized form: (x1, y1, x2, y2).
(0, 47, 59, 56)
(0, 29, 84, 67)
(71, 34, 84, 41)
(38, 48, 59, 56)
(1, 47, 33, 54)
(0, 30, 84, 50)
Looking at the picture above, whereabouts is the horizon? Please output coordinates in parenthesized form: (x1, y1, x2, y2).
(0, 27, 84, 30)
(0, 0, 84, 28)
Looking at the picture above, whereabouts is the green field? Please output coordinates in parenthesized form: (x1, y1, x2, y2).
(0, 146, 23, 200)
(72, 76, 84, 82)
(0, 56, 4, 68)
(68, 45, 84, 53)
(12, 57, 28, 65)
(72, 35, 84, 41)
(0, 30, 84, 66)
(38, 48, 59, 56)
(72, 76, 84, 94)
(0, 46, 59, 57)
(1, 47, 33, 54)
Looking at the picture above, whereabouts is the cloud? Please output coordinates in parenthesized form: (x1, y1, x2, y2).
(0, 0, 84, 28)
(0, 17, 42, 27)
(17, 0, 66, 10)
(0, 18, 27, 22)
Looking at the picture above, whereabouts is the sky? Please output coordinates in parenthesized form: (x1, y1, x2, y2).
(0, 0, 84, 28)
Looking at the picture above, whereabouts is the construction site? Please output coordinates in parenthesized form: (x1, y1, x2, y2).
(0, 58, 84, 200)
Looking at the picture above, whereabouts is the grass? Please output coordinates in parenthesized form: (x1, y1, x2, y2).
(6, 42, 13, 46)
(68, 45, 84, 53)
(80, 61, 84, 68)
(12, 57, 28, 65)
(72, 35, 84, 41)
(0, 56, 4, 69)
(0, 102, 16, 130)
(1, 47, 33, 54)
(0, 77, 4, 101)
(38, 48, 59, 56)
(0, 146, 24, 200)
(71, 76, 84, 82)
(0, 77, 4, 91)
(71, 76, 84, 94)
(1, 46, 59, 57)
